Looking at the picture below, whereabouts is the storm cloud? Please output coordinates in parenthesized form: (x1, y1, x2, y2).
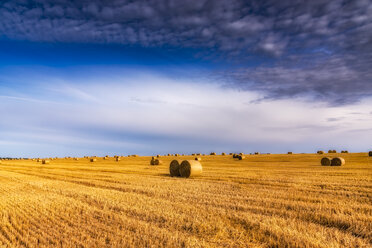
(0, 0, 371, 105)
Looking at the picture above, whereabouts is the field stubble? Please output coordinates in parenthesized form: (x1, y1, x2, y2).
(0, 153, 371, 247)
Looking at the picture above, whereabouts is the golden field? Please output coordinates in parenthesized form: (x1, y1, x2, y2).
(0, 153, 371, 248)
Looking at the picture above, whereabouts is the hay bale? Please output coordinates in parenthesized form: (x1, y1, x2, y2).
(369, 151, 372, 157)
(169, 160, 181, 177)
(37, 159, 41, 162)
(179, 160, 202, 178)
(74, 158, 79, 161)
(154, 159, 162, 165)
(90, 158, 97, 162)
(341, 150, 349, 153)
(288, 152, 293, 154)
(103, 157, 108, 160)
(210, 152, 216, 155)
(331, 157, 345, 166)
(157, 154, 160, 158)
(321, 157, 331, 166)
(150, 157, 161, 165)
(221, 153, 226, 155)
(238, 155, 245, 160)
(116, 157, 121, 161)
(254, 152, 260, 155)
(232, 154, 238, 158)
(229, 153, 233, 155)
(317, 151, 324, 154)
(195, 157, 201, 161)
(42, 159, 50, 164)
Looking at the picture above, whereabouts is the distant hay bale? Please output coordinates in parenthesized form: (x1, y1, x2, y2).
(331, 157, 345, 166)
(195, 157, 201, 161)
(317, 151, 324, 154)
(210, 152, 216, 155)
(169, 160, 182, 177)
(328, 150, 337, 153)
(150, 157, 162, 166)
(179, 160, 203, 178)
(103, 157, 108, 160)
(132, 155, 138, 157)
(321, 157, 332, 166)
(153, 159, 162, 165)
(90, 158, 97, 162)
(168, 154, 171, 156)
(221, 153, 226, 155)
(238, 155, 245, 160)
(254, 152, 260, 155)
(74, 158, 79, 161)
(288, 152, 293, 154)
(232, 154, 238, 158)
(229, 153, 233, 155)
(197, 153, 201, 156)
(37, 159, 41, 162)
(369, 151, 372, 157)
(42, 159, 50, 164)
(341, 150, 349, 153)
(239, 153, 244, 155)
(175, 154, 179, 157)
(157, 155, 160, 158)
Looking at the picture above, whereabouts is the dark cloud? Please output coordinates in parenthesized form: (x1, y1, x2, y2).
(0, 0, 371, 105)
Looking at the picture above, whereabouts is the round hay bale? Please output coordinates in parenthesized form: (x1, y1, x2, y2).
(169, 160, 181, 177)
(254, 152, 260, 155)
(90, 158, 97, 162)
(42, 159, 50, 164)
(179, 160, 202, 178)
(157, 154, 160, 158)
(150, 157, 161, 165)
(341, 150, 349, 153)
(331, 157, 345, 166)
(116, 157, 121, 162)
(232, 154, 238, 158)
(321, 157, 331, 166)
(154, 159, 162, 165)
(74, 158, 79, 161)
(221, 152, 226, 155)
(238, 155, 245, 160)
(317, 151, 324, 154)
(288, 152, 293, 154)
(195, 157, 201, 161)
(369, 151, 372, 157)
(229, 153, 233, 155)
(210, 152, 216, 155)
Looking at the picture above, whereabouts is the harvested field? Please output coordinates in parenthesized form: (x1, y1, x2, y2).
(0, 153, 371, 247)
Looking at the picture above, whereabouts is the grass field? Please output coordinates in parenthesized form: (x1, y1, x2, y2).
(0, 153, 371, 247)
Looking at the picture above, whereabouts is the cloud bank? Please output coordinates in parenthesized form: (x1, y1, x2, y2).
(0, 0, 371, 105)
(1, 68, 371, 157)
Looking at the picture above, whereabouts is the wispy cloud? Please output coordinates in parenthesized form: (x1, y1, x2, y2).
(1, 0, 371, 105)
(1, 67, 371, 157)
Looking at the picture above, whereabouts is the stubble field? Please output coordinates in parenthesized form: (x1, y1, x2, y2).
(0, 153, 371, 247)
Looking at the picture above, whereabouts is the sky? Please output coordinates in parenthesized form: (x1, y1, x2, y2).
(0, 0, 371, 157)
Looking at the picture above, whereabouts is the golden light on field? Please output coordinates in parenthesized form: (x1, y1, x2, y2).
(0, 153, 371, 247)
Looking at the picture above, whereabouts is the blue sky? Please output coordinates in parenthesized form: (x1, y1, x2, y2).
(0, 0, 371, 157)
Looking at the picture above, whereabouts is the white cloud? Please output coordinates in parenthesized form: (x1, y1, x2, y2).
(0, 68, 371, 157)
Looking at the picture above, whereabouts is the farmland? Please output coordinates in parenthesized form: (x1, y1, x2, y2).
(0, 153, 371, 247)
